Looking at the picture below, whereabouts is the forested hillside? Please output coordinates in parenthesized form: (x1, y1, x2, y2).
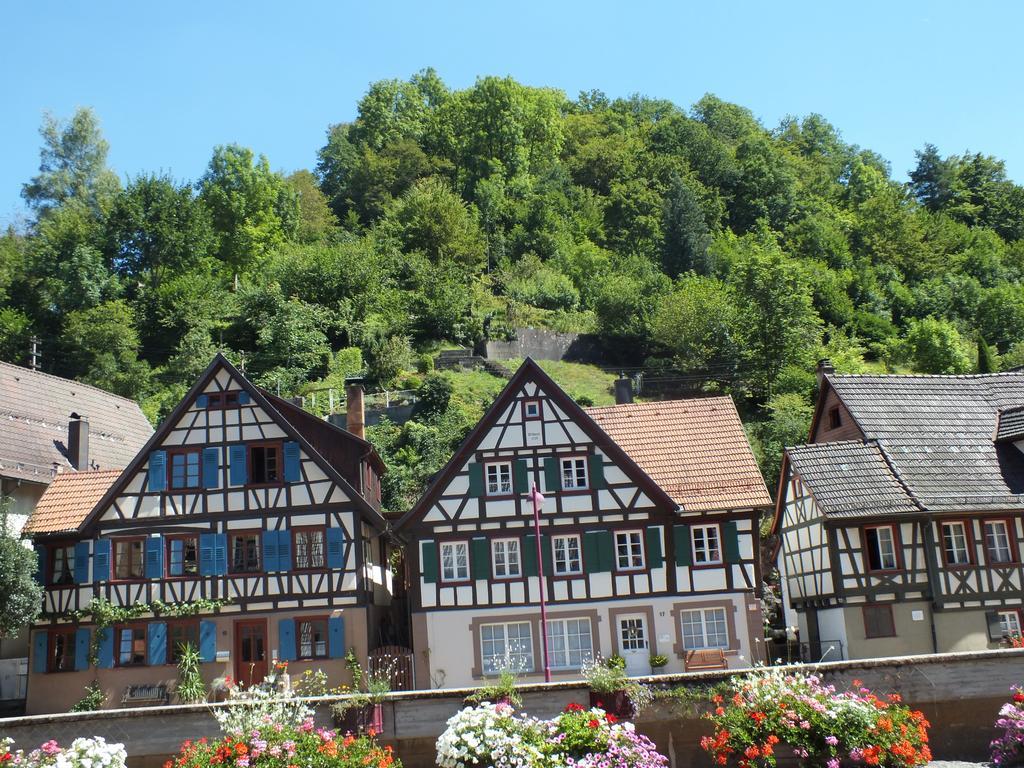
(3, 69, 1024, 513)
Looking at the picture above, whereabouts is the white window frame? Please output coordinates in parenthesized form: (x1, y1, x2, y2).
(615, 530, 645, 571)
(546, 617, 593, 670)
(485, 461, 514, 496)
(552, 534, 582, 575)
(440, 541, 470, 582)
(985, 520, 1014, 564)
(492, 538, 522, 579)
(942, 521, 971, 566)
(692, 524, 722, 565)
(865, 525, 898, 571)
(999, 610, 1022, 638)
(523, 400, 541, 419)
(480, 621, 534, 674)
(560, 457, 588, 490)
(680, 607, 729, 650)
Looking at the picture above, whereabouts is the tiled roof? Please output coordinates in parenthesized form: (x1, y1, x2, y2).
(824, 372, 1024, 512)
(23, 469, 122, 535)
(996, 406, 1024, 443)
(585, 397, 772, 512)
(786, 441, 920, 519)
(0, 361, 153, 484)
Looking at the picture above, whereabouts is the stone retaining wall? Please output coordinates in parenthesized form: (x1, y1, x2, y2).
(2, 648, 1021, 767)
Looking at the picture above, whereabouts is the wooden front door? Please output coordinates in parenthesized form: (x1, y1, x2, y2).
(234, 620, 267, 688)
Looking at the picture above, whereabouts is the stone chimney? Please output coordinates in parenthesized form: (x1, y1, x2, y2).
(614, 377, 634, 405)
(345, 378, 365, 440)
(68, 413, 89, 470)
(816, 358, 835, 388)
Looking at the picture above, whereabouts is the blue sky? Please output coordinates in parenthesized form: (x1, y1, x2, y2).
(3, 1, 1023, 227)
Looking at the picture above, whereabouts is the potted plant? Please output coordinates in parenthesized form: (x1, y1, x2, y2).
(582, 656, 651, 719)
(332, 660, 392, 734)
(465, 669, 523, 708)
(648, 653, 668, 674)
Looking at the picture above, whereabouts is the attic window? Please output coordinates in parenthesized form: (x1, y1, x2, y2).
(208, 392, 240, 409)
(523, 399, 541, 420)
(828, 407, 842, 430)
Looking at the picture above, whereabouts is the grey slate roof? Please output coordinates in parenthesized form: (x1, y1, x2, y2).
(996, 406, 1024, 443)
(786, 441, 920, 519)
(790, 372, 1024, 518)
(0, 361, 153, 484)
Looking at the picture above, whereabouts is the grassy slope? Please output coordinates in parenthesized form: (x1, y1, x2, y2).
(449, 359, 620, 407)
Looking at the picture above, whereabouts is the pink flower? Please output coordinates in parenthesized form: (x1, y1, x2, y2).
(826, 736, 839, 746)
(40, 741, 61, 756)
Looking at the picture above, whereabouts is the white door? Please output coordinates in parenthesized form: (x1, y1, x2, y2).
(617, 615, 649, 675)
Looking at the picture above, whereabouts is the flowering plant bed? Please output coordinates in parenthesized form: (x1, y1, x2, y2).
(0, 737, 127, 767)
(436, 700, 668, 768)
(990, 685, 1024, 765)
(700, 668, 931, 767)
(165, 719, 398, 768)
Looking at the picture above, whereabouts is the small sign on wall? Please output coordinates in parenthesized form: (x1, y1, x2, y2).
(911, 610, 924, 622)
(216, 650, 231, 662)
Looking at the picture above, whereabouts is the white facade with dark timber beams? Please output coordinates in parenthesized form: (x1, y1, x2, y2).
(23, 354, 394, 714)
(774, 364, 1024, 663)
(397, 359, 772, 689)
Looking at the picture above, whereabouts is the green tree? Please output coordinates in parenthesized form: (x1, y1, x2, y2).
(661, 175, 712, 277)
(977, 333, 998, 373)
(285, 170, 339, 243)
(62, 300, 151, 398)
(0, 501, 43, 638)
(901, 316, 972, 374)
(754, 393, 814, 491)
(380, 178, 485, 268)
(199, 145, 299, 276)
(21, 108, 120, 217)
(651, 275, 739, 369)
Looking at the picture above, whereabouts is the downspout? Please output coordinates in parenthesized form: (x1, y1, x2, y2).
(921, 516, 940, 654)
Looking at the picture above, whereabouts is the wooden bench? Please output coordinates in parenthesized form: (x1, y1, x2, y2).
(684, 649, 728, 671)
(121, 684, 169, 706)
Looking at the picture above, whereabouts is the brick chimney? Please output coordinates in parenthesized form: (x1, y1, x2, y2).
(345, 378, 365, 440)
(68, 413, 89, 470)
(816, 358, 835, 388)
(614, 377, 634, 405)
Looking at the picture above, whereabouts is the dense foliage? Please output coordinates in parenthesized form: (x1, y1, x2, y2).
(990, 685, 1024, 766)
(4, 71, 1024, 510)
(0, 503, 42, 637)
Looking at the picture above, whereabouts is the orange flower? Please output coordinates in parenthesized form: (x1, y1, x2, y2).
(744, 745, 761, 759)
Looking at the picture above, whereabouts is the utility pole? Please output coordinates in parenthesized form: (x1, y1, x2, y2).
(29, 336, 40, 371)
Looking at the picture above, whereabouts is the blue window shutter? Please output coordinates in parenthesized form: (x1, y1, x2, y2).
(199, 533, 215, 576)
(326, 527, 345, 569)
(93, 540, 111, 582)
(148, 622, 167, 665)
(73, 541, 90, 584)
(283, 441, 301, 482)
(238, 390, 251, 405)
(34, 545, 46, 584)
(74, 628, 90, 671)
(214, 533, 228, 575)
(148, 450, 167, 492)
(202, 447, 220, 489)
(145, 536, 164, 579)
(199, 620, 216, 662)
(278, 619, 296, 662)
(32, 632, 47, 673)
(262, 531, 278, 572)
(97, 628, 114, 669)
(328, 616, 345, 658)
(229, 444, 248, 486)
(196, 394, 209, 409)
(277, 529, 292, 571)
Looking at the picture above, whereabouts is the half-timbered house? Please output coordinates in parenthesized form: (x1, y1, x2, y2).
(396, 359, 772, 689)
(775, 362, 1024, 662)
(23, 354, 393, 714)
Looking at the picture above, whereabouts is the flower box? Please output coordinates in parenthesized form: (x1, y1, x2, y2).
(336, 702, 384, 734)
(589, 689, 634, 719)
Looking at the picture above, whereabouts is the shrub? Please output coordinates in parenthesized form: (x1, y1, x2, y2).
(701, 668, 931, 767)
(990, 685, 1024, 765)
(211, 666, 313, 736)
(1, 736, 127, 767)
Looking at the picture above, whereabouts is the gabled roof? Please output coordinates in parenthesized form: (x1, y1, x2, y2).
(396, 358, 679, 530)
(47, 354, 390, 538)
(23, 470, 122, 535)
(787, 372, 1024, 520)
(0, 361, 153, 484)
(585, 397, 772, 512)
(785, 441, 920, 519)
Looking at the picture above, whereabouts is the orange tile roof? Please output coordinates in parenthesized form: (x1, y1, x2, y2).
(586, 397, 772, 512)
(23, 469, 122, 535)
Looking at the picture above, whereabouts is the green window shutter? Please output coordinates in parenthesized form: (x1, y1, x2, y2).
(420, 541, 438, 583)
(646, 527, 664, 568)
(513, 459, 529, 494)
(467, 463, 485, 497)
(674, 525, 692, 566)
(597, 530, 614, 572)
(588, 454, 606, 489)
(723, 521, 741, 563)
(582, 531, 600, 574)
(471, 537, 490, 580)
(523, 534, 538, 577)
(541, 535, 553, 576)
(544, 457, 560, 493)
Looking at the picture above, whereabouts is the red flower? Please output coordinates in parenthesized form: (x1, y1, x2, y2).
(1014, 692, 1024, 703)
(605, 713, 618, 723)
(749, 711, 766, 724)
(565, 702, 584, 712)
(587, 718, 600, 728)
